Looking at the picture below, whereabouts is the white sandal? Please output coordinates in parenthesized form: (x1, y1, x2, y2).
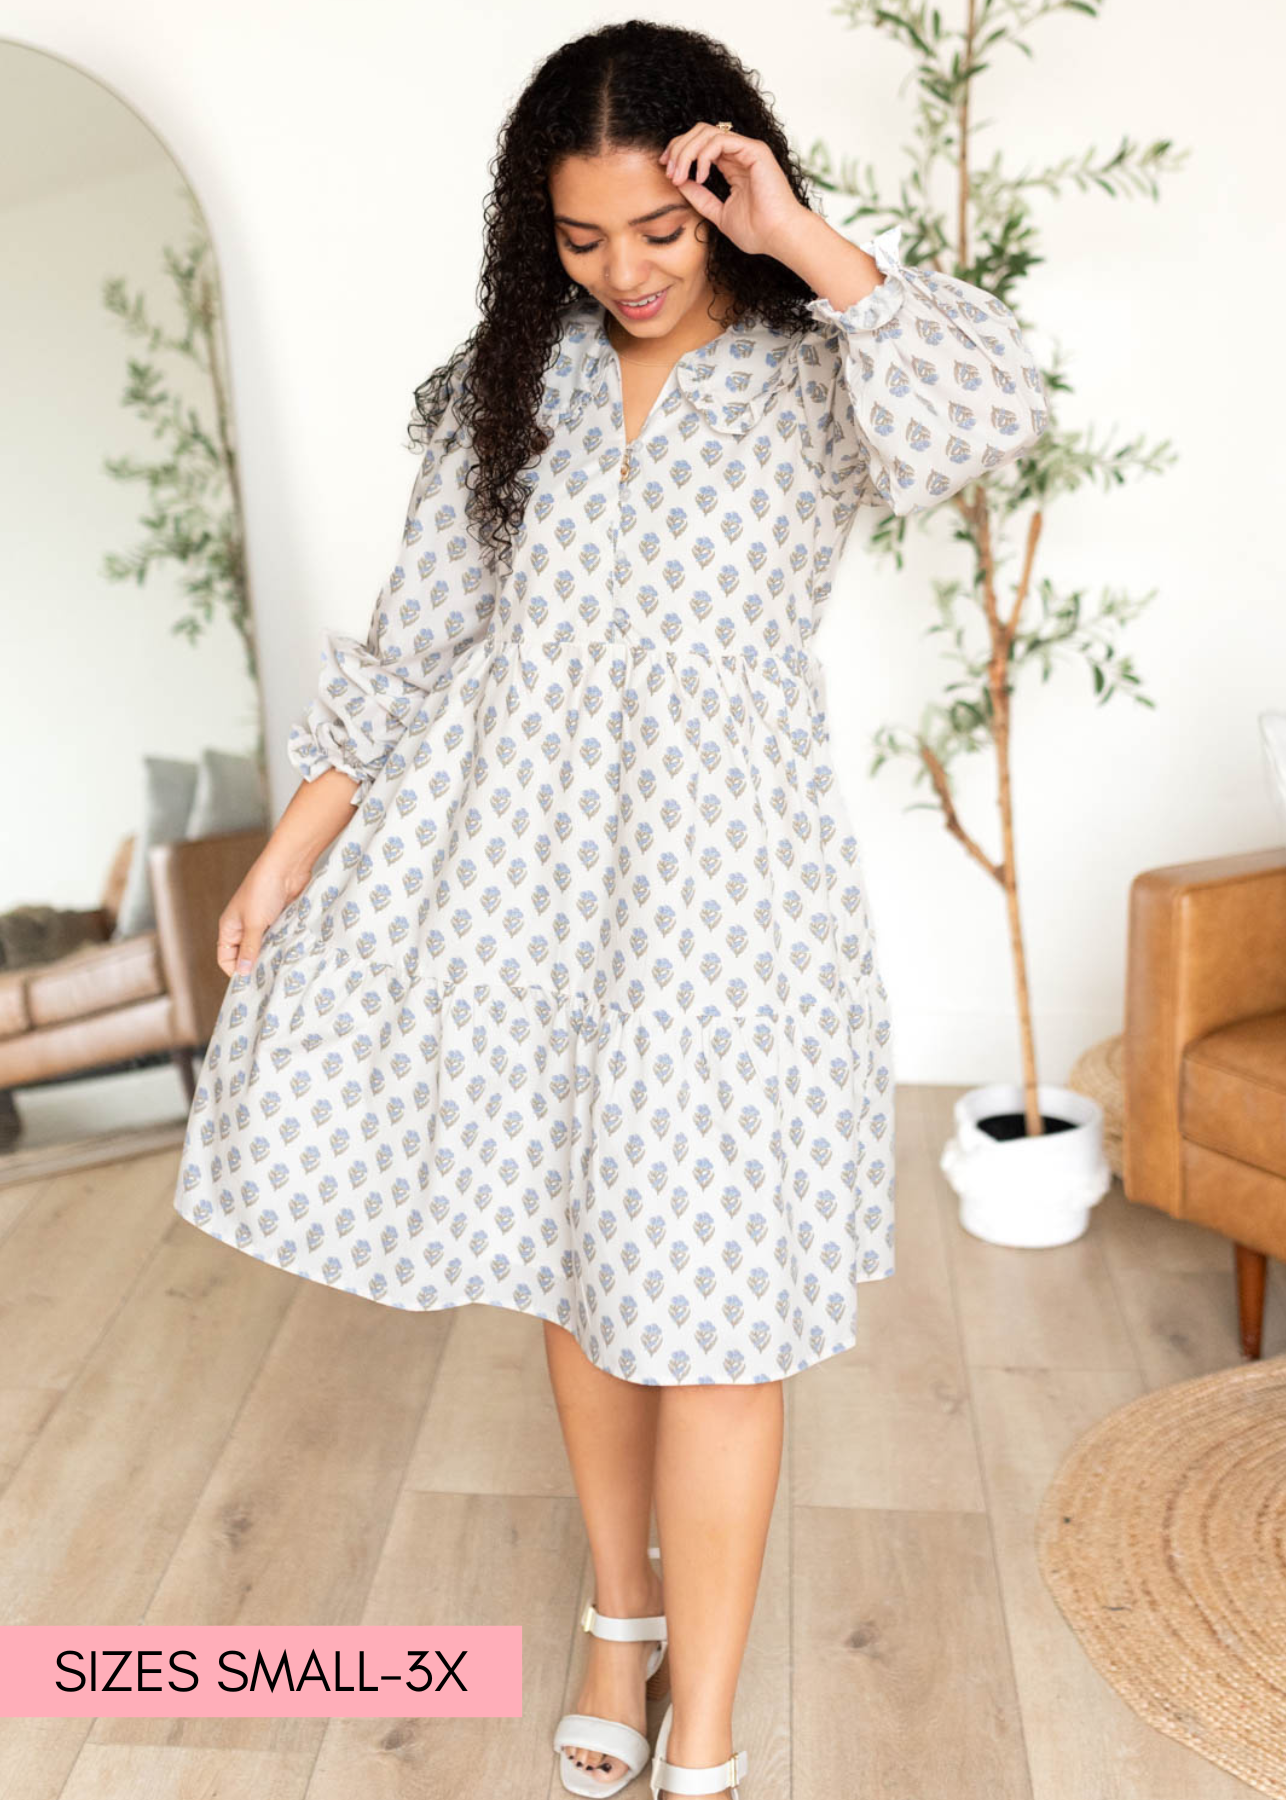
(553, 1545, 670, 1797)
(650, 1699, 749, 1800)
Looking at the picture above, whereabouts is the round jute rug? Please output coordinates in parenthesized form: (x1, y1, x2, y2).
(1035, 1352, 1286, 1796)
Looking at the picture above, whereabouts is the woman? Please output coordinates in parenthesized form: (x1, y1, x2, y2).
(174, 19, 1046, 1800)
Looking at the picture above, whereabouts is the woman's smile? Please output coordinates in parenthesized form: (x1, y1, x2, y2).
(613, 288, 670, 319)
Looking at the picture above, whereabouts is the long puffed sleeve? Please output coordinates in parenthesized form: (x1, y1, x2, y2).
(798, 224, 1048, 518)
(286, 350, 497, 806)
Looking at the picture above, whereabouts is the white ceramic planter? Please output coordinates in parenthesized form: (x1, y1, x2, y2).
(939, 1083, 1112, 1248)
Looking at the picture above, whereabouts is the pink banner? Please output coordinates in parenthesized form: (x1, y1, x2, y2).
(0, 1626, 521, 1717)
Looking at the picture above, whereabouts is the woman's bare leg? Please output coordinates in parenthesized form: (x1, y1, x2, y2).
(544, 1320, 665, 1785)
(654, 1382, 784, 1799)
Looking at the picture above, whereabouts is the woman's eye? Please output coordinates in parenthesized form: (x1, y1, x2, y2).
(564, 227, 684, 256)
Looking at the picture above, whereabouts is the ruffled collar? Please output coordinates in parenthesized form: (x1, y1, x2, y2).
(552, 296, 797, 438)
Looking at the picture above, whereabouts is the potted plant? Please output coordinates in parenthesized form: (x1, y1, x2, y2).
(807, 0, 1182, 1245)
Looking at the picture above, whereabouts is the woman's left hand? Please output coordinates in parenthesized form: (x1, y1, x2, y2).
(658, 125, 807, 260)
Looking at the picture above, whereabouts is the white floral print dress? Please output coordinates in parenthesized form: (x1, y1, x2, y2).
(172, 226, 1047, 1385)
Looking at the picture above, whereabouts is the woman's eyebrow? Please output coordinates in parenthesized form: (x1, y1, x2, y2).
(553, 202, 688, 229)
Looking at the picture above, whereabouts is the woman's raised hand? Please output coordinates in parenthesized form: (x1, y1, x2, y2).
(657, 124, 807, 260)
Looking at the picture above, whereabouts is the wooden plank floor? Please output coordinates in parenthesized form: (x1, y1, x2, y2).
(0, 1084, 1277, 1799)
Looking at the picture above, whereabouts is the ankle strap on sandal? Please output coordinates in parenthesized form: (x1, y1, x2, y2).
(580, 1599, 668, 1641)
(656, 1747, 748, 1793)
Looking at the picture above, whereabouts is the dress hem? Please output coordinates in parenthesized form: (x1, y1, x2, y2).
(171, 1203, 886, 1387)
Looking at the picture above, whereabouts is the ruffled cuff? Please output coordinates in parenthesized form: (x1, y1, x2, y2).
(805, 224, 909, 336)
(285, 628, 426, 807)
(286, 714, 372, 806)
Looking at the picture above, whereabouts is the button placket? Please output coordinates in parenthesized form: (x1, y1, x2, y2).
(614, 416, 635, 639)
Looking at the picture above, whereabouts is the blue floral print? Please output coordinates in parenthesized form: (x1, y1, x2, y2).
(172, 226, 1047, 1384)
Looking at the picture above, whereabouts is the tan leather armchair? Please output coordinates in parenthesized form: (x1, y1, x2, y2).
(1124, 846, 1286, 1360)
(0, 828, 267, 1140)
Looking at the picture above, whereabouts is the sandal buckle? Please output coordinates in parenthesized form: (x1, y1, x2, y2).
(580, 1600, 596, 1634)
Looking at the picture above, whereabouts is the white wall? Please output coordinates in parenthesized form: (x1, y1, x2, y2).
(2, 1, 1281, 1084)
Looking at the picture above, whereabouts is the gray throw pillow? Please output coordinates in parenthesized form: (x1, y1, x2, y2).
(185, 747, 269, 839)
(112, 755, 199, 940)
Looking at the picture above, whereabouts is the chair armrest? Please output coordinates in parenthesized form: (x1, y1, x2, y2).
(149, 829, 269, 1046)
(1124, 845, 1286, 1215)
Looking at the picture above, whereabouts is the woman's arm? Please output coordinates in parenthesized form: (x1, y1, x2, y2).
(274, 765, 362, 873)
(781, 216, 1048, 516)
(214, 766, 358, 978)
(657, 125, 1047, 517)
(286, 344, 498, 809)
(771, 207, 889, 316)
(216, 350, 497, 980)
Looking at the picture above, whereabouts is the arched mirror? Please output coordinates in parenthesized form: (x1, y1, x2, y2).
(0, 43, 267, 1179)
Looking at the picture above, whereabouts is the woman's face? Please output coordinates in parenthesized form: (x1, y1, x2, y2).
(550, 145, 729, 346)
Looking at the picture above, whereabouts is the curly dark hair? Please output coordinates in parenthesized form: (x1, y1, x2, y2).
(408, 19, 828, 576)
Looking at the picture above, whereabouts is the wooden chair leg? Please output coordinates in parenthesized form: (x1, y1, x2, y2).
(171, 1047, 196, 1107)
(1235, 1243, 1267, 1361)
(0, 1088, 19, 1151)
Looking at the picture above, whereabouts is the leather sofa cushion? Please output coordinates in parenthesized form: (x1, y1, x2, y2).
(1180, 1009, 1286, 1182)
(0, 969, 29, 1039)
(25, 933, 166, 1029)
